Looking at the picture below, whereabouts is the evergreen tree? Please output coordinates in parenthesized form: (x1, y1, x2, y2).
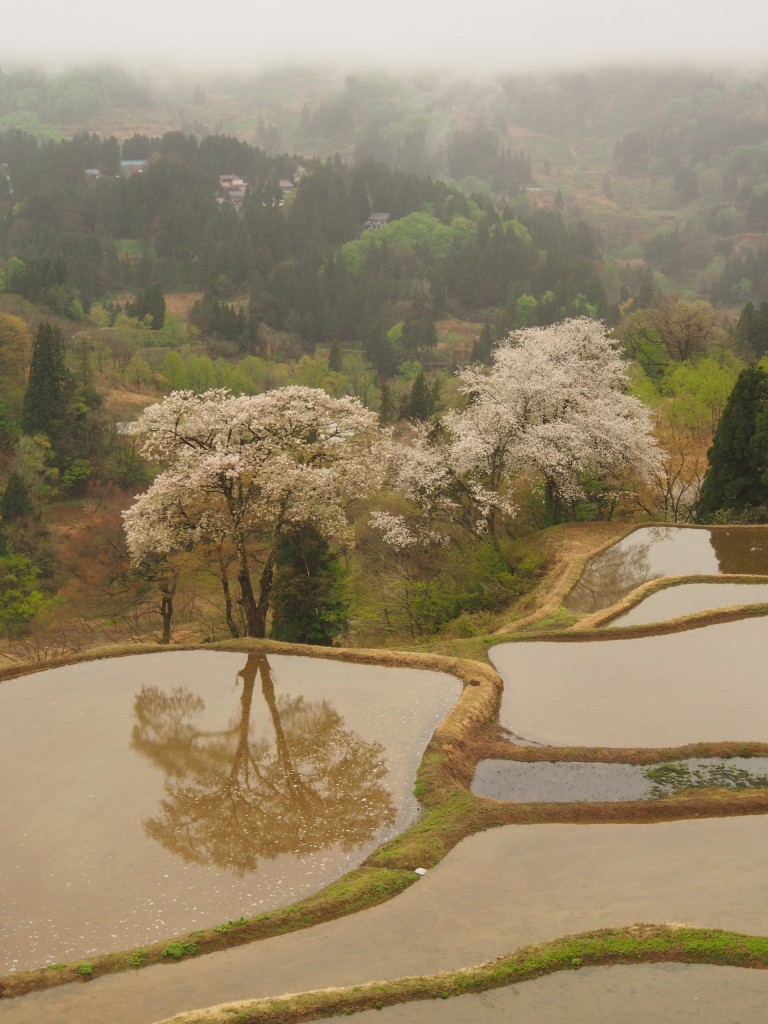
(269, 526, 349, 646)
(401, 370, 439, 422)
(403, 370, 431, 421)
(0, 472, 34, 523)
(470, 323, 494, 364)
(697, 365, 768, 520)
(378, 381, 394, 424)
(328, 339, 343, 372)
(127, 282, 166, 330)
(21, 323, 71, 440)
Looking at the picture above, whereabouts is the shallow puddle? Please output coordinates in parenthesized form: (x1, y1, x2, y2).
(564, 525, 768, 613)
(0, 651, 459, 973)
(320, 964, 768, 1023)
(471, 757, 768, 802)
(608, 581, 768, 626)
(491, 617, 768, 746)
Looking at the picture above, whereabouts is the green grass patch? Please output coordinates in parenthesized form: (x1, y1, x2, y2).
(161, 940, 198, 960)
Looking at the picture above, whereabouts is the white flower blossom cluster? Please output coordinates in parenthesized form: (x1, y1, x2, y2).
(371, 318, 662, 548)
(445, 317, 662, 506)
(122, 387, 386, 565)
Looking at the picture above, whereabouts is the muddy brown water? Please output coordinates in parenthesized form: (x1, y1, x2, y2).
(564, 525, 768, 613)
(3, 817, 768, 1024)
(471, 757, 768, 802)
(608, 581, 768, 626)
(319, 965, 768, 1023)
(491, 617, 768, 747)
(0, 651, 459, 974)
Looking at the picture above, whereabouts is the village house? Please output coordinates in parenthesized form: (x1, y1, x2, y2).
(364, 212, 390, 230)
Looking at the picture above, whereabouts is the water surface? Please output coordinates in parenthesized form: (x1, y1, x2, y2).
(608, 581, 768, 626)
(471, 758, 768, 802)
(320, 964, 768, 1023)
(3, 817, 767, 1024)
(0, 651, 459, 973)
(565, 525, 768, 613)
(491, 617, 768, 746)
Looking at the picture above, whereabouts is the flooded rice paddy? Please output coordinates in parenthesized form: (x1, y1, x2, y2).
(3, 817, 768, 1024)
(564, 525, 768, 613)
(471, 757, 768, 802)
(320, 965, 768, 1023)
(491, 617, 768, 746)
(608, 581, 768, 626)
(0, 650, 459, 974)
(5, 530, 768, 1024)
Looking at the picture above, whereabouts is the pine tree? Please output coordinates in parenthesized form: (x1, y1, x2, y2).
(21, 323, 71, 440)
(328, 340, 343, 372)
(0, 472, 34, 523)
(269, 526, 348, 645)
(403, 370, 432, 421)
(697, 365, 768, 520)
(128, 282, 166, 330)
(378, 381, 394, 424)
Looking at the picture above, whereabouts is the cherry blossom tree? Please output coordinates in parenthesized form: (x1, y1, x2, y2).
(122, 387, 385, 638)
(374, 318, 662, 543)
(445, 318, 662, 525)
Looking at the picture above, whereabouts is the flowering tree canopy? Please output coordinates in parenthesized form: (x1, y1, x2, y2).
(123, 387, 385, 637)
(373, 318, 663, 545)
(445, 317, 662, 523)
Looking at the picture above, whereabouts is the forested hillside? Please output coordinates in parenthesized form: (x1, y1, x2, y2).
(2, 62, 768, 660)
(5, 63, 768, 304)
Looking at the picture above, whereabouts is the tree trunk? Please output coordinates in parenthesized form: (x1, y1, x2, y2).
(253, 550, 275, 639)
(159, 581, 177, 643)
(234, 535, 262, 637)
(217, 549, 240, 638)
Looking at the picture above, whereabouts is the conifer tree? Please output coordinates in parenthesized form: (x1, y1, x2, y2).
(0, 472, 34, 523)
(269, 525, 348, 645)
(21, 323, 71, 440)
(697, 364, 768, 520)
(328, 340, 343, 372)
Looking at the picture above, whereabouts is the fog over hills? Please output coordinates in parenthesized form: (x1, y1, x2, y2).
(4, 0, 767, 74)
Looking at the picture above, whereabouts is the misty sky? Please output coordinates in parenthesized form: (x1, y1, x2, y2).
(4, 0, 768, 75)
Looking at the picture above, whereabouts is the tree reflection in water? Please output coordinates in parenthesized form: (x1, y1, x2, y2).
(708, 526, 768, 575)
(131, 653, 396, 875)
(564, 535, 656, 613)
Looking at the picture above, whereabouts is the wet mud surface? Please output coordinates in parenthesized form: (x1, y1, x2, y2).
(471, 756, 768, 802)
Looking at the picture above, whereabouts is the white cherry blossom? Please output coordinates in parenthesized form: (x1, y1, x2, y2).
(123, 387, 386, 637)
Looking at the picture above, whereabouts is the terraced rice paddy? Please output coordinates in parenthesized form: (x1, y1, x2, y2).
(3, 524, 768, 1023)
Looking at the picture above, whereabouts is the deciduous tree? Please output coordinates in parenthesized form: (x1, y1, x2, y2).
(123, 387, 386, 638)
(374, 318, 662, 540)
